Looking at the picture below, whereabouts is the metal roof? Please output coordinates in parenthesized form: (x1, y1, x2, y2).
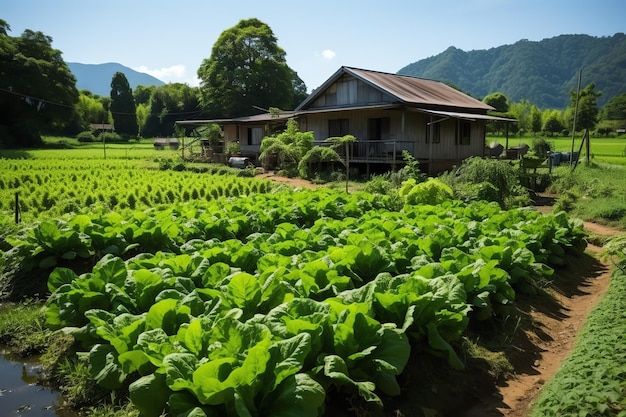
(176, 67, 513, 127)
(409, 108, 517, 122)
(176, 111, 297, 126)
(296, 66, 494, 112)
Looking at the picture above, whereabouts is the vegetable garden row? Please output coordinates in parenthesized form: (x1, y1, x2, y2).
(0, 187, 587, 416)
(0, 158, 275, 221)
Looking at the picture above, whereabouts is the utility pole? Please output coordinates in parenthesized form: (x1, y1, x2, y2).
(570, 69, 582, 167)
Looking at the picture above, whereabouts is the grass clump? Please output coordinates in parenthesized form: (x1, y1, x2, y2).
(549, 164, 626, 228)
(0, 301, 50, 355)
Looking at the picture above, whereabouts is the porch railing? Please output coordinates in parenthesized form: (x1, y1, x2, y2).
(313, 140, 415, 162)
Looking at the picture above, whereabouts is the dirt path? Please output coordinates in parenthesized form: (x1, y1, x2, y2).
(257, 171, 321, 188)
(258, 174, 624, 416)
(463, 217, 623, 417)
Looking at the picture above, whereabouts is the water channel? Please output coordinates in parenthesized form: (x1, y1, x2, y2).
(0, 351, 76, 417)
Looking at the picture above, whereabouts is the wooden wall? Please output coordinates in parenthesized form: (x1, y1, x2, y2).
(301, 108, 485, 161)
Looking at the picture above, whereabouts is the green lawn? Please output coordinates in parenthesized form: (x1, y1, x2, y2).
(488, 135, 626, 166)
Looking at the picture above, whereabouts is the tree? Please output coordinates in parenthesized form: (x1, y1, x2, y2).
(141, 83, 200, 138)
(0, 23, 78, 147)
(600, 92, 626, 122)
(134, 85, 157, 106)
(568, 82, 601, 132)
(110, 72, 138, 137)
(509, 99, 541, 135)
(197, 18, 305, 118)
(542, 110, 564, 136)
(530, 106, 542, 133)
(483, 92, 509, 112)
(75, 91, 108, 128)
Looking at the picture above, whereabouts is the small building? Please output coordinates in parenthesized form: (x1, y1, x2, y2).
(90, 123, 115, 133)
(177, 66, 515, 175)
(153, 137, 180, 150)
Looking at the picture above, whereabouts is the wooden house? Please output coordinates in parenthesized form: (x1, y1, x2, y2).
(177, 66, 514, 175)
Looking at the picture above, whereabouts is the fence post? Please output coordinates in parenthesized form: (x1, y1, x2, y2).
(14, 192, 19, 224)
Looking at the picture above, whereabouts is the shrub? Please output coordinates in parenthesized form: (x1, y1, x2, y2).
(453, 181, 500, 203)
(399, 178, 453, 205)
(76, 131, 96, 143)
(553, 190, 578, 213)
(364, 175, 394, 195)
(298, 146, 342, 179)
(99, 132, 122, 143)
(531, 137, 552, 159)
(441, 157, 529, 208)
(157, 158, 173, 170)
(237, 165, 256, 178)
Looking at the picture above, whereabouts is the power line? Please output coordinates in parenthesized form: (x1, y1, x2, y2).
(0, 86, 75, 109)
(0, 87, 203, 117)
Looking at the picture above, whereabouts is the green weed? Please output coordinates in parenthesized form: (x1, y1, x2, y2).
(0, 301, 50, 354)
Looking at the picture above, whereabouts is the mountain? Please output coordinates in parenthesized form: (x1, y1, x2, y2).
(68, 62, 165, 96)
(398, 33, 626, 109)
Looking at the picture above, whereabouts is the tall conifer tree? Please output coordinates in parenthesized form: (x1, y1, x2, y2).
(110, 72, 138, 137)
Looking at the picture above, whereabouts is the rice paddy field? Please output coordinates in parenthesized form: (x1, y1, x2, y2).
(491, 134, 626, 166)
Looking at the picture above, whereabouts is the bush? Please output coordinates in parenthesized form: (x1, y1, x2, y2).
(399, 178, 453, 205)
(99, 132, 122, 143)
(453, 181, 500, 203)
(441, 157, 529, 208)
(237, 165, 256, 178)
(76, 131, 96, 143)
(531, 137, 552, 159)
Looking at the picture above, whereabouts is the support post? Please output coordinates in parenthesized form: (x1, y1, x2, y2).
(14, 192, 19, 224)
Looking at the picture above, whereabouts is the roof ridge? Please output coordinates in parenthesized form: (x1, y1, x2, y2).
(344, 66, 442, 83)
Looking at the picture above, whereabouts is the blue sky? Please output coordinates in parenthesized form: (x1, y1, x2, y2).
(3, 0, 624, 92)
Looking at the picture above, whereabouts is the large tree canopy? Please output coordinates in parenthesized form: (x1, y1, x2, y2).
(569, 83, 601, 132)
(197, 18, 307, 118)
(110, 72, 138, 137)
(140, 83, 200, 138)
(600, 92, 626, 123)
(483, 92, 509, 113)
(0, 21, 78, 147)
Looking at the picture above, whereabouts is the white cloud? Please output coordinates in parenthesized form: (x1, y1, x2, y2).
(321, 49, 336, 60)
(133, 64, 200, 86)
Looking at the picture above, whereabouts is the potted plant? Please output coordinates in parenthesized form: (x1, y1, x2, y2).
(226, 141, 241, 156)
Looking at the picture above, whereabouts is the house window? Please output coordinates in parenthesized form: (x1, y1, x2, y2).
(368, 117, 390, 140)
(460, 122, 471, 145)
(329, 119, 349, 137)
(247, 127, 263, 145)
(426, 122, 441, 143)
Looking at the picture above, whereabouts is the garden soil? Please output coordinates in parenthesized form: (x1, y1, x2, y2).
(259, 174, 624, 416)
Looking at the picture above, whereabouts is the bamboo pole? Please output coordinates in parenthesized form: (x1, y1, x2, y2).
(570, 69, 582, 168)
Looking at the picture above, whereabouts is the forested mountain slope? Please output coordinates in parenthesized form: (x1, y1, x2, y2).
(68, 62, 165, 96)
(398, 33, 626, 109)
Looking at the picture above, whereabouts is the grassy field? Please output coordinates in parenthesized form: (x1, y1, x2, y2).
(488, 134, 626, 166)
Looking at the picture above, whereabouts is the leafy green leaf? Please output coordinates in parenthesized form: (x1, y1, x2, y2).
(261, 373, 325, 417)
(88, 344, 127, 389)
(129, 373, 171, 417)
